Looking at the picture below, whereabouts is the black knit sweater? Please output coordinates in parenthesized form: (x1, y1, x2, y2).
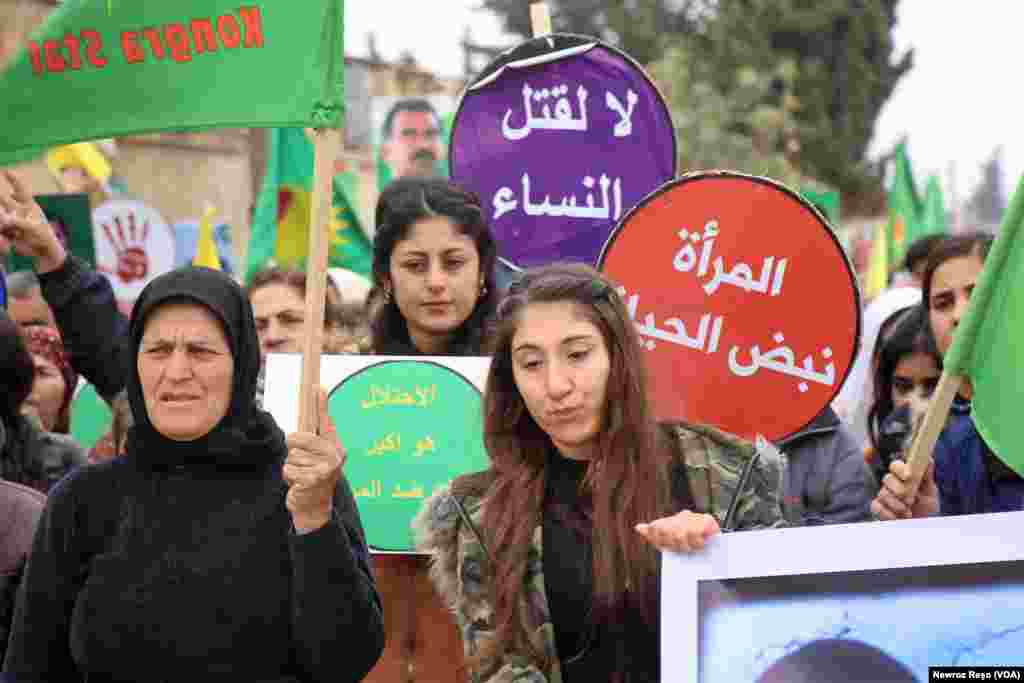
(2, 456, 383, 682)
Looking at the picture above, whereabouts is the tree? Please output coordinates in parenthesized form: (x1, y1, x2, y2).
(478, 0, 706, 66)
(480, 0, 912, 213)
(682, 0, 912, 210)
(648, 46, 802, 187)
(966, 147, 1007, 231)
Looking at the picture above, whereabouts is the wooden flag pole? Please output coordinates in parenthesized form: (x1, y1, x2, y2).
(903, 370, 962, 489)
(530, 2, 552, 36)
(297, 127, 343, 433)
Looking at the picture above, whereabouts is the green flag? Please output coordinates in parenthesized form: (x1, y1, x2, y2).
(887, 142, 923, 266)
(245, 128, 371, 281)
(0, 0, 344, 163)
(329, 172, 373, 277)
(800, 187, 841, 226)
(915, 175, 949, 239)
(944, 175, 1024, 475)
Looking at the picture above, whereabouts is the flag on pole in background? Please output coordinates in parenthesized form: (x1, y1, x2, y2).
(887, 142, 922, 267)
(0, 0, 345, 163)
(916, 175, 949, 239)
(192, 206, 222, 270)
(864, 221, 889, 301)
(246, 128, 371, 281)
(942, 174, 1024, 475)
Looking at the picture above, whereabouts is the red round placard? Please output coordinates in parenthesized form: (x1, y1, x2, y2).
(598, 172, 860, 441)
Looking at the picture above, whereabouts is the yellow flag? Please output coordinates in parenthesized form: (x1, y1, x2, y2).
(864, 222, 889, 300)
(46, 142, 113, 184)
(192, 206, 222, 270)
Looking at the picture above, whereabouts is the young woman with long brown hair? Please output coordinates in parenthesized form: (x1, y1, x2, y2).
(415, 263, 784, 682)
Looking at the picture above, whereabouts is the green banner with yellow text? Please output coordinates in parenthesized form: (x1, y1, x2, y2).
(0, 0, 344, 163)
(328, 360, 489, 551)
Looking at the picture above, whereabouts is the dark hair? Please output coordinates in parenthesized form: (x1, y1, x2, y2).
(369, 178, 498, 355)
(462, 262, 672, 679)
(757, 638, 917, 683)
(0, 310, 35, 422)
(902, 234, 946, 275)
(380, 98, 439, 141)
(7, 270, 40, 299)
(866, 304, 939, 450)
(921, 232, 993, 351)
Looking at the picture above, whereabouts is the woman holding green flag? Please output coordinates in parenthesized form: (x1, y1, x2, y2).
(871, 232, 1024, 519)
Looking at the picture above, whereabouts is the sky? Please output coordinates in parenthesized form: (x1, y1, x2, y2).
(344, 1, 1023, 214)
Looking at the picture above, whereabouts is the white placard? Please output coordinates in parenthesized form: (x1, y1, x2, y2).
(663, 511, 1024, 682)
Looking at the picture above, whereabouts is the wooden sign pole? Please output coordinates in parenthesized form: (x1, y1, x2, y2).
(297, 127, 343, 433)
(903, 370, 962, 490)
(530, 2, 552, 36)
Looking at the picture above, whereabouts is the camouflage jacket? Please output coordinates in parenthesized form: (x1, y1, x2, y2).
(412, 421, 786, 683)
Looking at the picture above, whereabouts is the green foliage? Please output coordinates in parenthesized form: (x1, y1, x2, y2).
(648, 45, 802, 186)
(678, 0, 912, 204)
(479, 0, 702, 67)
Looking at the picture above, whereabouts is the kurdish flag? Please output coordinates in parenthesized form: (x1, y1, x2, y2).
(864, 221, 889, 301)
(245, 128, 371, 281)
(887, 142, 922, 266)
(943, 175, 1024, 475)
(0, 0, 344, 163)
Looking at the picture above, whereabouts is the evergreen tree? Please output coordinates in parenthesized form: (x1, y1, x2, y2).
(481, 0, 912, 209)
(478, 0, 704, 67)
(967, 147, 1007, 230)
(684, 0, 912, 204)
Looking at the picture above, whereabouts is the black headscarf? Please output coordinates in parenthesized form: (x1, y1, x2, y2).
(123, 267, 287, 471)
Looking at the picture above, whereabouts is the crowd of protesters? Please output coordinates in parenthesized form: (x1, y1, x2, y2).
(0, 165, 1017, 681)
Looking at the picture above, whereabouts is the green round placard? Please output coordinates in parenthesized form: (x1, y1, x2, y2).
(329, 360, 488, 551)
(70, 383, 112, 450)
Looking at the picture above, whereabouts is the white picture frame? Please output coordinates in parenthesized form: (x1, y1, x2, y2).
(662, 511, 1024, 682)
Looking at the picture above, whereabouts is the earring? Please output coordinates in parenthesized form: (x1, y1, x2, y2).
(383, 289, 392, 303)
(479, 285, 489, 299)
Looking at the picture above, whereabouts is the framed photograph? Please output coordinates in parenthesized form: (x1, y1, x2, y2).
(663, 512, 1024, 682)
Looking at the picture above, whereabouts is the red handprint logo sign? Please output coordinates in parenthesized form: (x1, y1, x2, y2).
(92, 199, 174, 302)
(98, 213, 149, 283)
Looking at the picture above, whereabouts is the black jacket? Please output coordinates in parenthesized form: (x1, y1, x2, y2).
(4, 458, 384, 682)
(775, 407, 879, 526)
(38, 255, 130, 404)
(0, 415, 86, 494)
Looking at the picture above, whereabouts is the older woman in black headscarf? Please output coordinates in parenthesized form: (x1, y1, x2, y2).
(3, 267, 384, 682)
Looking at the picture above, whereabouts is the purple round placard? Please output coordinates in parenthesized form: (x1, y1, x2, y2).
(450, 34, 676, 268)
